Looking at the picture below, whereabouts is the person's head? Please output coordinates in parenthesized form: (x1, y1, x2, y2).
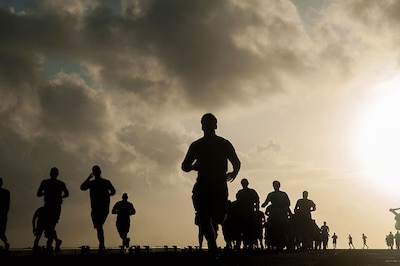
(302, 191, 308, 198)
(122, 193, 128, 200)
(201, 113, 217, 135)
(0, 177, 3, 187)
(50, 167, 59, 178)
(92, 165, 102, 177)
(240, 178, 249, 188)
(272, 180, 280, 191)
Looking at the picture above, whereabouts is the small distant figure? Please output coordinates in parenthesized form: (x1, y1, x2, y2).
(395, 231, 400, 249)
(36, 167, 69, 252)
(331, 233, 338, 249)
(320, 221, 330, 250)
(81, 165, 116, 253)
(181, 113, 241, 254)
(0, 177, 10, 251)
(389, 208, 400, 230)
(111, 193, 136, 250)
(387, 231, 395, 249)
(32, 206, 62, 251)
(348, 234, 355, 249)
(362, 233, 368, 249)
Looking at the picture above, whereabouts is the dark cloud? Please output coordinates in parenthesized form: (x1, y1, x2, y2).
(38, 74, 109, 133)
(0, 1, 312, 111)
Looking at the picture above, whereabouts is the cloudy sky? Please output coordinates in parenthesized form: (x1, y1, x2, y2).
(1, 0, 400, 250)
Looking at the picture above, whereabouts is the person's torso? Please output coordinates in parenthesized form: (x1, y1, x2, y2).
(192, 136, 233, 179)
(236, 188, 259, 212)
(296, 199, 314, 213)
(89, 178, 112, 205)
(115, 201, 134, 217)
(42, 179, 65, 204)
(267, 191, 290, 209)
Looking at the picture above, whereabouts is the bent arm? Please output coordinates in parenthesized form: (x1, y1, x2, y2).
(111, 204, 118, 214)
(80, 174, 93, 191)
(62, 184, 69, 199)
(261, 195, 270, 208)
(37, 182, 44, 197)
(226, 149, 241, 182)
(181, 145, 197, 172)
(108, 182, 116, 196)
(311, 202, 316, 212)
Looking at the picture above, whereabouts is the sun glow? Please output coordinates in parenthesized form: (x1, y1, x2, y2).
(351, 76, 400, 189)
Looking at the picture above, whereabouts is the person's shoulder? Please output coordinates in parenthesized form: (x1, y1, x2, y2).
(57, 179, 67, 185)
(0, 187, 10, 194)
(191, 137, 204, 145)
(216, 135, 234, 144)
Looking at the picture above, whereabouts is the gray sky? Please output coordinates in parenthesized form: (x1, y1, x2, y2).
(1, 0, 400, 249)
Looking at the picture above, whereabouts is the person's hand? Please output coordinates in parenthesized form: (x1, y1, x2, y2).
(226, 172, 236, 182)
(191, 162, 199, 171)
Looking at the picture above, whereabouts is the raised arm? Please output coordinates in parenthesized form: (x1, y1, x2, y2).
(80, 173, 93, 191)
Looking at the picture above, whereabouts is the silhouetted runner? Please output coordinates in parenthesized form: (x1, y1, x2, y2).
(111, 193, 136, 250)
(362, 233, 368, 249)
(320, 221, 330, 249)
(182, 113, 241, 254)
(387, 231, 394, 249)
(32, 206, 62, 251)
(81, 165, 116, 253)
(0, 177, 10, 251)
(331, 232, 338, 249)
(348, 234, 355, 249)
(261, 180, 291, 251)
(293, 190, 316, 250)
(236, 178, 260, 249)
(37, 167, 69, 253)
(395, 231, 400, 249)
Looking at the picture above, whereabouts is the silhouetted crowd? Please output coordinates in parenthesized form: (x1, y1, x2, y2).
(1, 113, 397, 257)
